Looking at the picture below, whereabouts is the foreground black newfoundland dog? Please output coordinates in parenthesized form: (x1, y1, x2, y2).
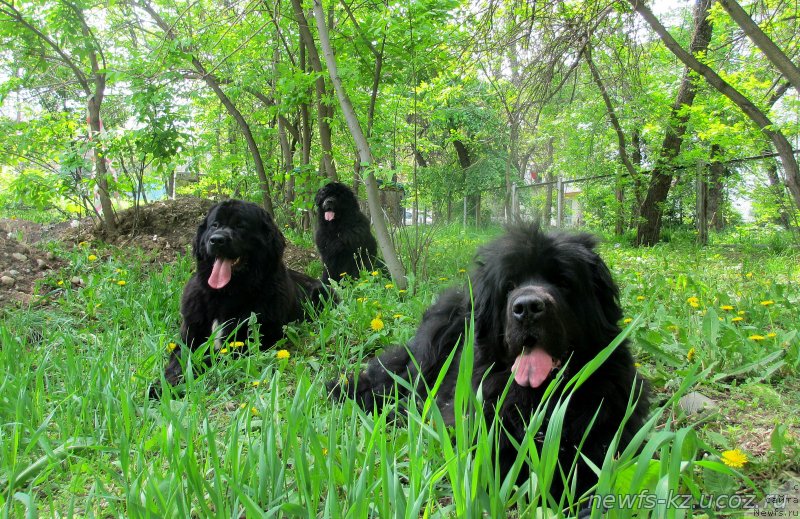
(314, 182, 379, 283)
(329, 224, 649, 500)
(152, 200, 324, 395)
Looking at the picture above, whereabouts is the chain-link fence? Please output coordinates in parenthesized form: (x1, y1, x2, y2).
(432, 151, 800, 236)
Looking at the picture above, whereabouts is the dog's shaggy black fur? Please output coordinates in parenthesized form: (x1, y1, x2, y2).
(314, 182, 379, 283)
(153, 200, 324, 395)
(329, 224, 649, 499)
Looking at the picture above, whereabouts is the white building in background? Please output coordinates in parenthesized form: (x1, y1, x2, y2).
(564, 185, 583, 227)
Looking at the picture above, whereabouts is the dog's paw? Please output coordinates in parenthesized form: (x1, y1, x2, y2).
(148, 381, 163, 400)
(326, 373, 355, 401)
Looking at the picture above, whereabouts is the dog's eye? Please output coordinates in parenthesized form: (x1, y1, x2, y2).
(505, 280, 517, 292)
(209, 221, 219, 229)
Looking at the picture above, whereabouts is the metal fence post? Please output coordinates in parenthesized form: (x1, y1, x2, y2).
(510, 182, 517, 223)
(556, 177, 564, 228)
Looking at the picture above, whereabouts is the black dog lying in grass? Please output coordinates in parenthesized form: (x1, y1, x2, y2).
(150, 200, 324, 397)
(314, 182, 380, 284)
(328, 224, 649, 502)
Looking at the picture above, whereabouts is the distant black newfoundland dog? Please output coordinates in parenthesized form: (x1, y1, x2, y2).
(152, 200, 324, 395)
(329, 224, 649, 499)
(314, 182, 379, 283)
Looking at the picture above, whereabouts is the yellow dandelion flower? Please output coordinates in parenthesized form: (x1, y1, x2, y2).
(117, 280, 126, 286)
(357, 297, 367, 303)
(115, 268, 122, 273)
(398, 289, 407, 294)
(167, 342, 177, 352)
(230, 341, 245, 348)
(370, 316, 385, 332)
(720, 305, 734, 311)
(371, 271, 379, 276)
(239, 403, 247, 409)
(623, 318, 633, 324)
(732, 316, 744, 323)
(78, 241, 88, 247)
(322, 448, 329, 456)
(636, 296, 645, 301)
(687, 296, 699, 304)
(251, 380, 261, 387)
(57, 280, 64, 286)
(393, 314, 404, 319)
(276, 349, 290, 360)
(220, 348, 229, 354)
(439, 277, 448, 281)
(720, 449, 748, 468)
(766, 332, 777, 338)
(687, 347, 696, 362)
(748, 334, 765, 341)
(88, 254, 98, 261)
(458, 268, 466, 273)
(760, 300, 775, 306)
(745, 272, 753, 278)
(385, 283, 394, 289)
(251, 407, 259, 416)
(634, 362, 642, 368)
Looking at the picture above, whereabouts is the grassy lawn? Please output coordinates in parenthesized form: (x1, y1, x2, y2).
(0, 224, 797, 517)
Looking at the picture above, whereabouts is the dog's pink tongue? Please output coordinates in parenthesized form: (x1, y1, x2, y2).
(324, 211, 335, 221)
(512, 348, 554, 388)
(208, 258, 233, 289)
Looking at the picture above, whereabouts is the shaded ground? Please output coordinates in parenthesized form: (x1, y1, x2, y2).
(0, 197, 319, 306)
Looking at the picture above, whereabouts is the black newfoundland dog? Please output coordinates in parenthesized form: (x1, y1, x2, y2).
(152, 200, 324, 395)
(314, 182, 379, 283)
(329, 224, 649, 499)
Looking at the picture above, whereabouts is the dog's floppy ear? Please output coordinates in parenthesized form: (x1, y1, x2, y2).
(470, 258, 505, 344)
(193, 204, 216, 260)
(571, 233, 623, 335)
(314, 187, 324, 207)
(590, 250, 623, 328)
(259, 206, 286, 258)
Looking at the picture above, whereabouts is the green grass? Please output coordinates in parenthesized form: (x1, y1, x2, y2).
(0, 226, 798, 517)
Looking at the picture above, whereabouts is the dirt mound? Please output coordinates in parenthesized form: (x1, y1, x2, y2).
(64, 197, 318, 268)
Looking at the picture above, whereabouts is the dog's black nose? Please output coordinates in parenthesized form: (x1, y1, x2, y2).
(209, 233, 227, 246)
(512, 294, 546, 321)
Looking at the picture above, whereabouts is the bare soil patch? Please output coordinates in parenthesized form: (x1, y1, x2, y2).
(0, 223, 64, 306)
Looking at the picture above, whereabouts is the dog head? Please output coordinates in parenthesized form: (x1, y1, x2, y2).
(193, 200, 285, 290)
(470, 224, 622, 388)
(315, 182, 360, 224)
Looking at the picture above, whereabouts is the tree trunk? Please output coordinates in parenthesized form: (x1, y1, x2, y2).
(453, 139, 479, 223)
(584, 42, 641, 193)
(87, 85, 116, 232)
(194, 58, 274, 215)
(717, 0, 800, 94)
(291, 0, 337, 180)
(311, 0, 406, 289)
(138, 1, 274, 214)
(632, 0, 713, 245)
(630, 0, 800, 222)
(705, 145, 726, 231)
